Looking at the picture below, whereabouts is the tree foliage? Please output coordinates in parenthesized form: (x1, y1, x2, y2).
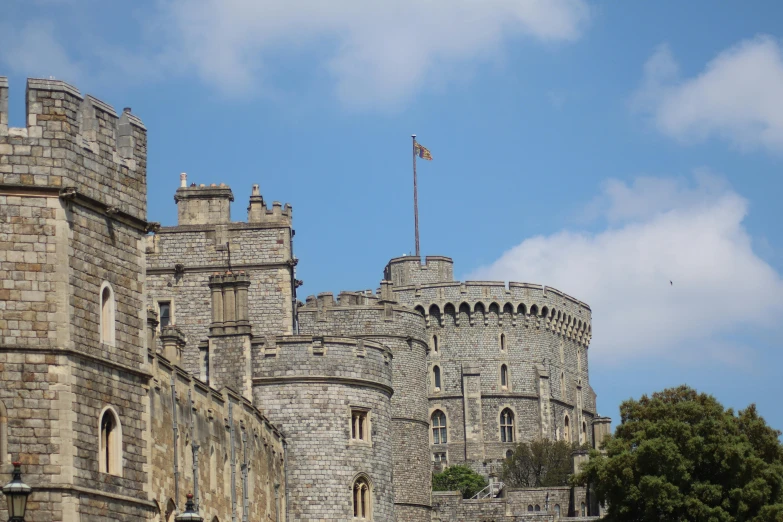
(432, 465, 488, 499)
(502, 438, 577, 488)
(578, 385, 783, 522)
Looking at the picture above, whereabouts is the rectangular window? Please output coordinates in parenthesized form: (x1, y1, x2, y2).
(434, 452, 447, 463)
(159, 301, 171, 328)
(351, 410, 369, 442)
(200, 344, 210, 383)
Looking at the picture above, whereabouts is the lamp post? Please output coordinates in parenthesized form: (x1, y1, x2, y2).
(175, 494, 202, 522)
(2, 463, 31, 522)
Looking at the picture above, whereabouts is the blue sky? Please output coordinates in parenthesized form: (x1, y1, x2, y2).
(3, 1, 782, 434)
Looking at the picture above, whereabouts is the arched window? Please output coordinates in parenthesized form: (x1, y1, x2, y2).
(100, 283, 116, 346)
(433, 366, 441, 390)
(564, 415, 570, 443)
(352, 476, 371, 519)
(432, 335, 439, 353)
(581, 502, 586, 516)
(99, 407, 122, 475)
(431, 410, 447, 444)
(505, 449, 513, 459)
(527, 505, 533, 512)
(500, 364, 508, 388)
(581, 421, 587, 445)
(554, 505, 561, 517)
(535, 505, 541, 512)
(165, 499, 176, 522)
(499, 333, 506, 351)
(500, 408, 514, 443)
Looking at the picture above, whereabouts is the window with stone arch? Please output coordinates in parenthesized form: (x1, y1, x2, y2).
(99, 406, 122, 476)
(432, 365, 442, 391)
(431, 410, 447, 444)
(500, 364, 509, 389)
(564, 415, 571, 443)
(555, 504, 561, 517)
(499, 333, 506, 352)
(432, 334, 439, 354)
(500, 408, 514, 443)
(352, 475, 372, 520)
(100, 282, 116, 346)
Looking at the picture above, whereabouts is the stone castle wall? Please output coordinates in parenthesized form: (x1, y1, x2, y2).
(386, 258, 597, 474)
(146, 183, 295, 376)
(0, 77, 153, 522)
(297, 291, 432, 522)
(253, 335, 394, 521)
(148, 351, 286, 522)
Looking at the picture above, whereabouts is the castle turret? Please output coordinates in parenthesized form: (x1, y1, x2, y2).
(298, 289, 432, 522)
(253, 336, 395, 521)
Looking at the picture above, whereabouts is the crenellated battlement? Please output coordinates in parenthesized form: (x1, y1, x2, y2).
(247, 183, 292, 224)
(393, 279, 592, 347)
(0, 76, 148, 220)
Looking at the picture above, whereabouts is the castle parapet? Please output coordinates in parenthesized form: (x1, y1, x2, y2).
(247, 183, 292, 224)
(384, 255, 454, 286)
(0, 77, 148, 220)
(175, 177, 234, 225)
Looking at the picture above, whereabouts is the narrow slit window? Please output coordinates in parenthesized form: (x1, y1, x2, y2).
(99, 408, 121, 476)
(100, 284, 115, 346)
(500, 364, 508, 388)
(500, 333, 506, 351)
(433, 366, 441, 390)
(564, 415, 571, 443)
(432, 335, 438, 353)
(352, 477, 371, 519)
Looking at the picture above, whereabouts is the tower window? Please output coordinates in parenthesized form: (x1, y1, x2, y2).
(99, 407, 122, 476)
(432, 335, 438, 353)
(351, 410, 369, 442)
(431, 410, 447, 444)
(500, 364, 508, 388)
(100, 283, 115, 346)
(200, 344, 210, 383)
(433, 365, 441, 391)
(433, 452, 447, 465)
(500, 408, 514, 443)
(159, 301, 171, 328)
(352, 476, 371, 519)
(564, 415, 571, 443)
(500, 333, 506, 351)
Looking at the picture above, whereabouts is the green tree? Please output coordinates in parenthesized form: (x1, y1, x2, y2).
(578, 385, 783, 522)
(432, 465, 488, 499)
(502, 438, 577, 488)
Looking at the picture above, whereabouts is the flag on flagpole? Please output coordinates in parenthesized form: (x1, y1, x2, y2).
(415, 143, 433, 161)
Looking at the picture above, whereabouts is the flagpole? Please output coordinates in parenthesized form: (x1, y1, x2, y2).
(412, 134, 420, 258)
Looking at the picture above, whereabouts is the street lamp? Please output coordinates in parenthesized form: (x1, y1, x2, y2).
(175, 494, 202, 522)
(2, 463, 31, 522)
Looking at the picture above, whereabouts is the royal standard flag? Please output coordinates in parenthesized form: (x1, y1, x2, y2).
(415, 143, 433, 161)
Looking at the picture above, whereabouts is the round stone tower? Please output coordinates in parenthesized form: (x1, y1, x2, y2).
(297, 286, 431, 522)
(385, 256, 597, 476)
(253, 335, 395, 521)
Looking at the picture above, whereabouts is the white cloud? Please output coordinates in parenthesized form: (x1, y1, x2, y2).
(0, 21, 84, 84)
(160, 0, 590, 108)
(633, 36, 783, 153)
(468, 173, 783, 365)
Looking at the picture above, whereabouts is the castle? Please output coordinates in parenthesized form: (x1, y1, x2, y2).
(0, 78, 610, 522)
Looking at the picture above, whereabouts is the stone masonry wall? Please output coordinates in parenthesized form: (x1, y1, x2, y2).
(0, 77, 153, 522)
(253, 336, 394, 521)
(149, 352, 286, 522)
(297, 294, 432, 522)
(432, 487, 594, 521)
(147, 218, 294, 376)
(390, 267, 597, 474)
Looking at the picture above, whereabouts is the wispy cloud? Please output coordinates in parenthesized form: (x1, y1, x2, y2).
(632, 36, 783, 154)
(0, 20, 84, 84)
(469, 172, 783, 365)
(0, 0, 590, 110)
